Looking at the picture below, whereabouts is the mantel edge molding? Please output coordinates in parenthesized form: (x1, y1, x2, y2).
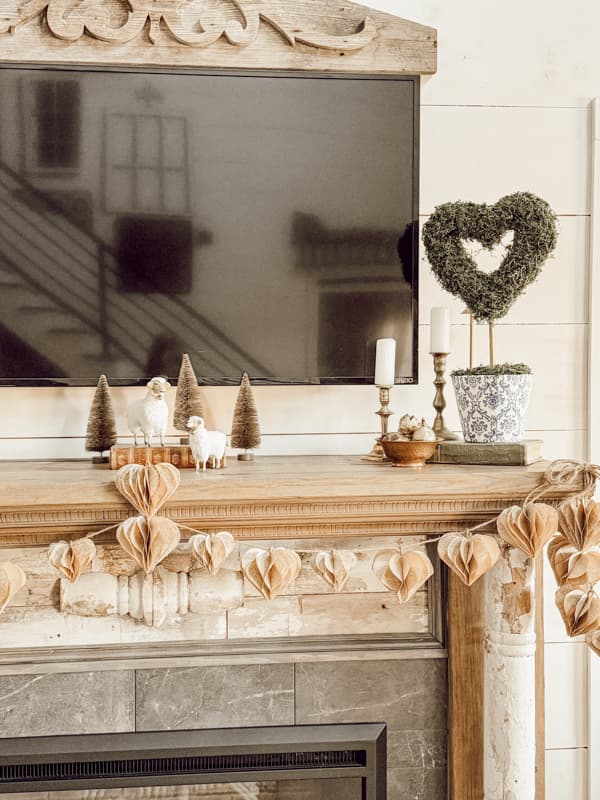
(0, 489, 577, 545)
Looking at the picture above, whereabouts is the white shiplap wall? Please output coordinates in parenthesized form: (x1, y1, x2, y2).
(0, 1, 595, 796)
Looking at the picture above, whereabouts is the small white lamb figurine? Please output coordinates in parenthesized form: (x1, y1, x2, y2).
(187, 415, 227, 472)
(127, 377, 171, 447)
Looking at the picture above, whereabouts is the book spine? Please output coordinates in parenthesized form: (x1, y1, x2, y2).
(109, 446, 226, 470)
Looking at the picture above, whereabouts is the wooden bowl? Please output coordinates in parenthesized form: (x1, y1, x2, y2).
(380, 438, 437, 467)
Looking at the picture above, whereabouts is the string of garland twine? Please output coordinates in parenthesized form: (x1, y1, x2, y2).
(81, 458, 599, 552)
(177, 523, 451, 554)
(80, 505, 497, 555)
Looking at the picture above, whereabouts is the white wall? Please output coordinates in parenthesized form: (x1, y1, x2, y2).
(0, 1, 595, 796)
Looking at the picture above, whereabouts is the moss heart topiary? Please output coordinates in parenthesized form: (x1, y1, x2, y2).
(422, 192, 557, 321)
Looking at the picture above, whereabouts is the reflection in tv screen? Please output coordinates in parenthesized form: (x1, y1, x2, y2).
(0, 68, 419, 385)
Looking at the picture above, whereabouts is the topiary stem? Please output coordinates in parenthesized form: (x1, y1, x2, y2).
(489, 321, 495, 367)
(470, 314, 474, 368)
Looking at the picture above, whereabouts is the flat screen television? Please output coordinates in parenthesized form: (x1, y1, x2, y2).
(0, 65, 419, 386)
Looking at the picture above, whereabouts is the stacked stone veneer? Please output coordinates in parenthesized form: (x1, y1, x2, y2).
(0, 659, 447, 800)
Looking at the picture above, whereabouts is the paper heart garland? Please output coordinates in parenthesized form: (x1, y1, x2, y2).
(548, 536, 600, 588)
(586, 628, 600, 657)
(496, 502, 558, 558)
(48, 538, 96, 583)
(556, 586, 600, 637)
(372, 549, 434, 603)
(422, 192, 557, 321)
(116, 515, 180, 574)
(558, 497, 600, 551)
(242, 547, 301, 601)
(312, 550, 357, 592)
(189, 531, 235, 576)
(438, 532, 500, 587)
(0, 561, 26, 614)
(115, 462, 180, 518)
(562, 550, 600, 588)
(547, 534, 571, 584)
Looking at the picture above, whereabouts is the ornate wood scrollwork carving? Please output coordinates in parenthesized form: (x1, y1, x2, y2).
(1, 0, 377, 50)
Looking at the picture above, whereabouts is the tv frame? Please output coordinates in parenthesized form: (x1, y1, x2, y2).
(0, 63, 420, 388)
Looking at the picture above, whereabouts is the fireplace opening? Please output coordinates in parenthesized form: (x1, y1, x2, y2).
(0, 724, 386, 799)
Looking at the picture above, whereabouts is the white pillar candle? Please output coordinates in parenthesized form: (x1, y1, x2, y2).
(374, 338, 396, 386)
(430, 307, 450, 353)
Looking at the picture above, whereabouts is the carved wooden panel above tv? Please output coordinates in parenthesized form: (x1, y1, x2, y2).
(0, 0, 437, 74)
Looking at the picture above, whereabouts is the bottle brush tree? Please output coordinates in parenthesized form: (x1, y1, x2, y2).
(231, 372, 261, 461)
(86, 374, 117, 461)
(173, 353, 204, 432)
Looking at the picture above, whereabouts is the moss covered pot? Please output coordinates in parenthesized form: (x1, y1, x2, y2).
(451, 373, 532, 443)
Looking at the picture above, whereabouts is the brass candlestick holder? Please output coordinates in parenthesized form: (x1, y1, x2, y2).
(432, 353, 459, 441)
(362, 385, 394, 462)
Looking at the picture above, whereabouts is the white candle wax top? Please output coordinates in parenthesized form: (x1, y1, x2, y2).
(430, 307, 450, 353)
(374, 338, 396, 386)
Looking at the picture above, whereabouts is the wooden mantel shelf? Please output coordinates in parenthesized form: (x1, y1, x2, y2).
(0, 455, 572, 545)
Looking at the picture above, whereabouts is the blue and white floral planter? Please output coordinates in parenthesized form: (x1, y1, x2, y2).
(451, 374, 532, 443)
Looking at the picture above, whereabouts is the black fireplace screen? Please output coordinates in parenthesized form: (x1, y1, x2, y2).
(0, 724, 386, 799)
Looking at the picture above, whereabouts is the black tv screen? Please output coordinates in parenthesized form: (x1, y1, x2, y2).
(0, 66, 419, 385)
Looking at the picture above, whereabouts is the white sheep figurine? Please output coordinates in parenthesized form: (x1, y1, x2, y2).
(187, 415, 227, 472)
(127, 377, 171, 447)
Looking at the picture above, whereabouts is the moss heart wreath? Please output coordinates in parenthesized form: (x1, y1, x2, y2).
(422, 192, 557, 321)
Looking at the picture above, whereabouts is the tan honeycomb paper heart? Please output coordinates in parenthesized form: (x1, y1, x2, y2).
(548, 537, 600, 588)
(0, 561, 26, 614)
(189, 531, 235, 576)
(372, 549, 434, 603)
(496, 502, 558, 558)
(556, 586, 600, 637)
(312, 550, 357, 592)
(547, 534, 572, 584)
(586, 628, 600, 657)
(561, 549, 600, 588)
(48, 538, 97, 583)
(558, 497, 600, 551)
(115, 462, 180, 517)
(242, 547, 301, 601)
(438, 532, 500, 587)
(117, 515, 180, 574)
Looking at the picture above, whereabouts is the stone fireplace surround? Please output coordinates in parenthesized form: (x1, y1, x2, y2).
(0, 658, 447, 799)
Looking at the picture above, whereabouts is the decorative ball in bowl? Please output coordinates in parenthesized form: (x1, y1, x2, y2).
(380, 437, 438, 467)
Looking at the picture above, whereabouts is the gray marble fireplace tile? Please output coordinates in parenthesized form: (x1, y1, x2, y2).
(387, 729, 447, 770)
(294, 659, 447, 731)
(135, 664, 294, 731)
(0, 671, 134, 738)
(389, 766, 448, 800)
